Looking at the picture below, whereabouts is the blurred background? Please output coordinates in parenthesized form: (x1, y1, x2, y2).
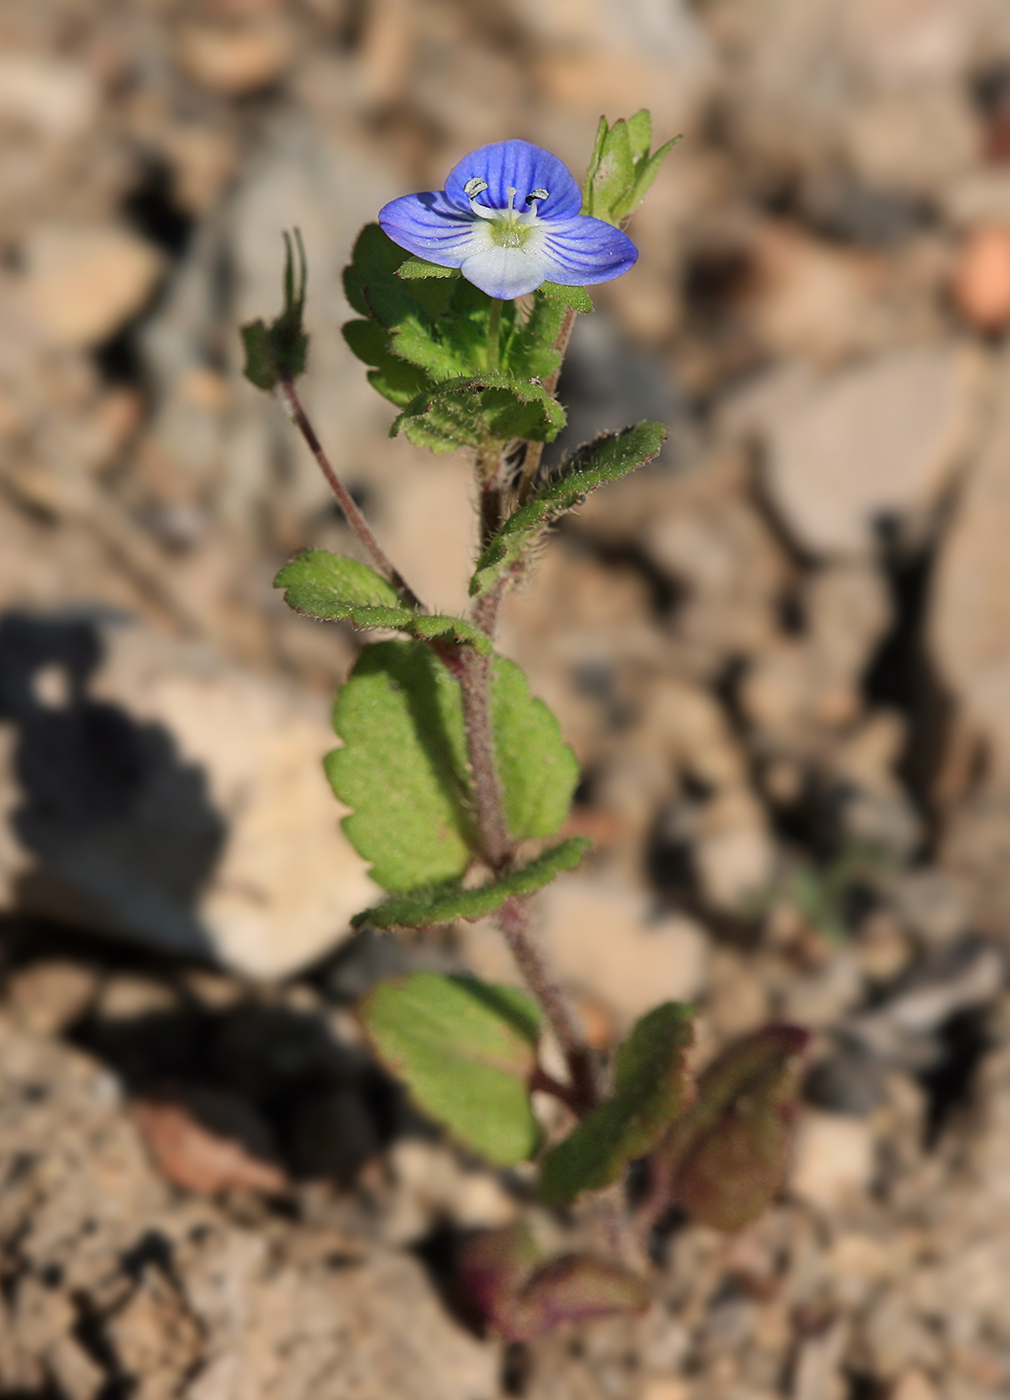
(4, 1, 1010, 1398)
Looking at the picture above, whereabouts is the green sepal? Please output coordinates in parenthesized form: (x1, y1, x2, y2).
(539, 283, 593, 313)
(502, 293, 567, 380)
(391, 374, 566, 446)
(352, 838, 592, 930)
(397, 257, 462, 280)
(361, 973, 543, 1166)
(326, 641, 581, 892)
(274, 550, 492, 653)
(582, 111, 682, 226)
(538, 1002, 694, 1205)
(241, 229, 309, 390)
(470, 421, 667, 596)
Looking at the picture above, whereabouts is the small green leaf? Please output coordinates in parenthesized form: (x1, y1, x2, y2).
(326, 642, 476, 893)
(662, 1025, 810, 1232)
(361, 973, 542, 1165)
(539, 1003, 694, 1205)
(539, 282, 593, 313)
(503, 292, 566, 379)
(240, 229, 309, 390)
(343, 223, 411, 318)
(491, 660, 579, 840)
(397, 257, 462, 280)
(275, 550, 492, 652)
(470, 421, 667, 596)
(352, 837, 592, 930)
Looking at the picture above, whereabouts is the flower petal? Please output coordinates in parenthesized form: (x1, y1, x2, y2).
(533, 215, 639, 286)
(445, 140, 582, 221)
(460, 245, 550, 299)
(379, 191, 482, 268)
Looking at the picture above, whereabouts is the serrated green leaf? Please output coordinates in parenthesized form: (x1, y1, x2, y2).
(539, 1003, 694, 1205)
(343, 320, 432, 407)
(540, 282, 593, 313)
(490, 660, 579, 839)
(397, 257, 462, 280)
(470, 421, 667, 596)
(391, 374, 566, 446)
(343, 223, 410, 318)
(326, 641, 476, 892)
(327, 642, 583, 892)
(274, 550, 492, 652)
(503, 293, 566, 380)
(353, 837, 591, 930)
(362, 973, 543, 1165)
(662, 1025, 809, 1232)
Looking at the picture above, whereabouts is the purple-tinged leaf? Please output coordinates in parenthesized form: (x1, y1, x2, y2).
(662, 1025, 809, 1232)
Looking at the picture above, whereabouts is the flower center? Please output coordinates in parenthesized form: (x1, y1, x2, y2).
(463, 180, 549, 250)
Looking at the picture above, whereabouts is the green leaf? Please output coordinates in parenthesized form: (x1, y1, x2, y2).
(503, 293, 566, 380)
(662, 1025, 809, 1232)
(490, 659, 579, 839)
(275, 550, 492, 652)
(326, 641, 476, 892)
(391, 374, 566, 446)
(241, 229, 309, 390)
(352, 837, 591, 930)
(327, 642, 582, 892)
(343, 223, 411, 317)
(470, 421, 668, 596)
(539, 1003, 694, 1205)
(361, 973, 542, 1165)
(539, 282, 593, 313)
(397, 257, 462, 280)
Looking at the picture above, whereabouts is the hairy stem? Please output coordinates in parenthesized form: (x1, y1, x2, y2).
(459, 644, 511, 871)
(498, 897, 598, 1114)
(280, 377, 425, 610)
(516, 304, 578, 504)
(486, 297, 503, 372)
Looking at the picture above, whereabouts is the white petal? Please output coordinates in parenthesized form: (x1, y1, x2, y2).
(460, 226, 550, 299)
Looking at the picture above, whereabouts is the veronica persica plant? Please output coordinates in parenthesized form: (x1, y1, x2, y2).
(242, 111, 808, 1344)
(379, 139, 638, 299)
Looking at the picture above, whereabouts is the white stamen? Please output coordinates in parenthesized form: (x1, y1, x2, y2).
(526, 188, 549, 205)
(464, 176, 488, 197)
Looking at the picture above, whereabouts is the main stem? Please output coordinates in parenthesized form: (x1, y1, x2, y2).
(457, 297, 598, 1112)
(280, 377, 425, 611)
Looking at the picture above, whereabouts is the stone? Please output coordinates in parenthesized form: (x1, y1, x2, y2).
(890, 1371, 939, 1400)
(764, 346, 984, 557)
(130, 1089, 288, 1196)
(459, 876, 708, 1029)
(175, 18, 296, 96)
(952, 225, 1010, 333)
(789, 1111, 874, 1211)
(931, 353, 1010, 783)
(0, 55, 98, 140)
(24, 224, 165, 349)
(6, 960, 98, 1036)
(0, 613, 378, 978)
(841, 85, 979, 197)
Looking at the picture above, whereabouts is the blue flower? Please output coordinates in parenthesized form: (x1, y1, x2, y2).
(379, 139, 638, 300)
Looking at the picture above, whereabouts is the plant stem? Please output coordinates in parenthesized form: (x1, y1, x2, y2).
(458, 645, 512, 871)
(498, 897, 598, 1113)
(516, 304, 578, 504)
(486, 298, 503, 372)
(280, 376, 425, 611)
